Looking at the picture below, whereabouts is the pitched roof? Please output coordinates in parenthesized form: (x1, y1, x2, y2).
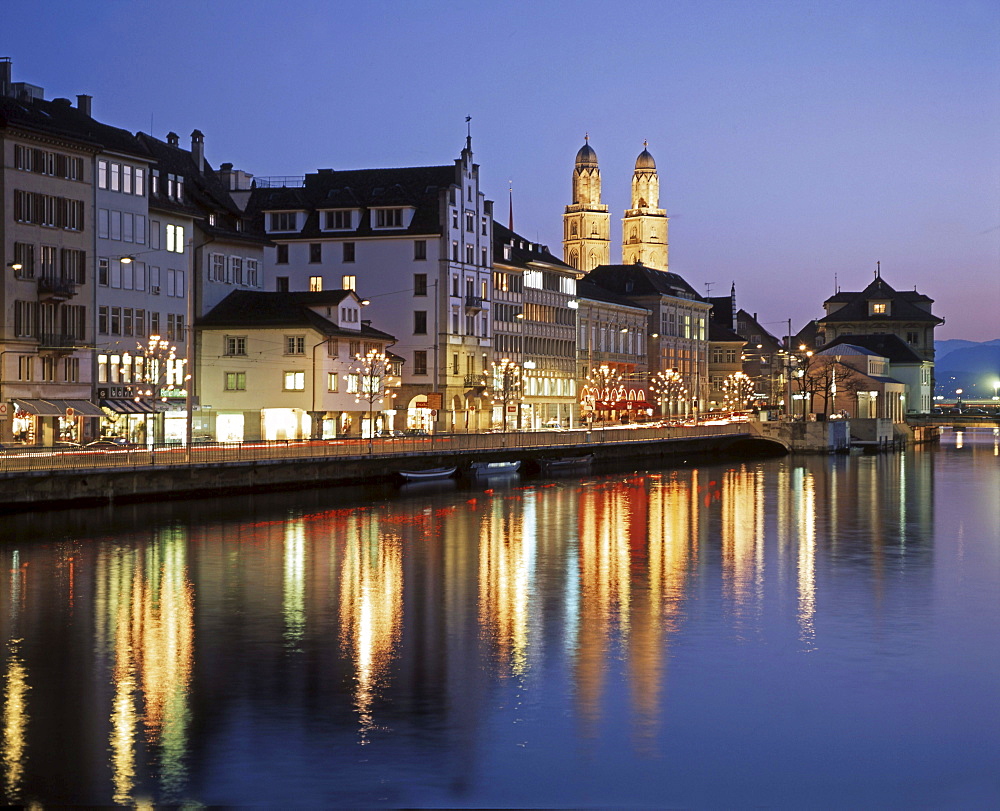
(709, 323, 745, 343)
(823, 333, 926, 363)
(576, 280, 649, 312)
(197, 290, 395, 341)
(0, 95, 150, 158)
(492, 223, 573, 270)
(245, 163, 460, 239)
(821, 276, 943, 324)
(584, 263, 702, 301)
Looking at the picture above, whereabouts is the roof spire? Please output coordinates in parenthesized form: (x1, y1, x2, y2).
(508, 181, 514, 231)
(876, 260, 881, 278)
(465, 115, 472, 151)
(585, 132, 589, 142)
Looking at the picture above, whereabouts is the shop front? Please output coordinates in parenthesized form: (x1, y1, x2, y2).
(9, 398, 105, 446)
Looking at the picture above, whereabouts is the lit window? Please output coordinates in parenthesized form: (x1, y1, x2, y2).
(310, 276, 323, 292)
(346, 373, 360, 393)
(327, 372, 339, 392)
(873, 303, 887, 314)
(225, 372, 246, 391)
(283, 371, 305, 391)
(342, 275, 355, 291)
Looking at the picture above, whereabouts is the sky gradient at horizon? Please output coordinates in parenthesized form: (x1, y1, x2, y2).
(5, 0, 998, 340)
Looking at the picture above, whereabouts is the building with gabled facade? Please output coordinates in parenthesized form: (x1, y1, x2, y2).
(707, 322, 746, 410)
(247, 137, 492, 434)
(197, 290, 398, 441)
(492, 223, 580, 429)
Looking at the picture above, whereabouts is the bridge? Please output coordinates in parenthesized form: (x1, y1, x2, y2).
(907, 414, 1000, 429)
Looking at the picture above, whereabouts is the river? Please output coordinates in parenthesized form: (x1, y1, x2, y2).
(1, 429, 997, 807)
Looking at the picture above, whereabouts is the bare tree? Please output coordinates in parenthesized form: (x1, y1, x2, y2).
(649, 369, 687, 418)
(488, 358, 522, 432)
(349, 349, 397, 451)
(582, 364, 623, 427)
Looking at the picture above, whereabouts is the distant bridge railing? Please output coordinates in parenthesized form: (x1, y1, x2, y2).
(0, 423, 754, 476)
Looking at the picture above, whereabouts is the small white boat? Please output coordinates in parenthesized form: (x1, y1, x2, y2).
(397, 466, 457, 481)
(469, 460, 521, 475)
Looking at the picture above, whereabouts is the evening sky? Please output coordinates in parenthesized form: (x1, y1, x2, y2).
(5, 0, 998, 340)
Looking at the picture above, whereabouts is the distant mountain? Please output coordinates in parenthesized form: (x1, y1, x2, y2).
(937, 338, 1000, 363)
(937, 345, 1000, 374)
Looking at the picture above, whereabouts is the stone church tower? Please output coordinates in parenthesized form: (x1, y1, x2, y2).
(563, 136, 610, 271)
(622, 142, 668, 270)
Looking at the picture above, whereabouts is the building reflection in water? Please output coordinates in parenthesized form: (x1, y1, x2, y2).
(338, 512, 403, 742)
(95, 530, 194, 804)
(3, 548, 30, 804)
(478, 491, 534, 679)
(0, 441, 946, 804)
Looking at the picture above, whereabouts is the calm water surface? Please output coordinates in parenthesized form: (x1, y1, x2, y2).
(1, 430, 998, 807)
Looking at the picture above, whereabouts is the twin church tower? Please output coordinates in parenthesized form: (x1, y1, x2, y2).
(563, 137, 668, 273)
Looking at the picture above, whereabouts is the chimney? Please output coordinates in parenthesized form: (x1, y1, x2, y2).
(0, 57, 11, 97)
(76, 94, 92, 116)
(166, 131, 179, 147)
(190, 129, 205, 171)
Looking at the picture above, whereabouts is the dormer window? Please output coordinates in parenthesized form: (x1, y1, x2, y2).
(871, 302, 889, 315)
(323, 210, 354, 230)
(374, 208, 403, 228)
(269, 212, 297, 232)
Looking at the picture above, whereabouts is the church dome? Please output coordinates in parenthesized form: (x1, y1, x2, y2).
(635, 145, 656, 170)
(575, 140, 599, 168)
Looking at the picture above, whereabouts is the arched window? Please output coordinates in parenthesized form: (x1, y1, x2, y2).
(629, 227, 638, 243)
(570, 222, 578, 237)
(570, 250, 579, 269)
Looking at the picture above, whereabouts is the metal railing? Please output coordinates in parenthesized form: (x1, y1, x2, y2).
(0, 424, 753, 475)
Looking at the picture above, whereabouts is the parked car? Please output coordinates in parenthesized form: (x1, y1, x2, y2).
(85, 437, 140, 449)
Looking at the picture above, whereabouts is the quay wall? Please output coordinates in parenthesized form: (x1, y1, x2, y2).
(0, 431, 784, 511)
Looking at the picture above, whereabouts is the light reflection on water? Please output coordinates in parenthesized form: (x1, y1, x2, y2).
(0, 430, 998, 806)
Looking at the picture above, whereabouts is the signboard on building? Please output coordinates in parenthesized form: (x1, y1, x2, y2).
(424, 392, 443, 410)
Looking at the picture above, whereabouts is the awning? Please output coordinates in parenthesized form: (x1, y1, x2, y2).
(12, 398, 64, 416)
(45, 399, 107, 417)
(100, 398, 157, 414)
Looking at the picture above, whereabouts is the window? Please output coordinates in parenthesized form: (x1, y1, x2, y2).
(413, 350, 427, 375)
(465, 244, 475, 264)
(283, 371, 305, 391)
(906, 331, 918, 344)
(310, 276, 323, 292)
(309, 243, 322, 263)
(269, 212, 296, 231)
(211, 253, 226, 281)
(346, 373, 360, 393)
(452, 353, 459, 375)
(276, 276, 289, 292)
(349, 340, 361, 357)
(150, 221, 161, 249)
(872, 302, 887, 314)
(414, 311, 427, 334)
(481, 248, 487, 267)
(343, 242, 355, 263)
(18, 356, 32, 382)
(375, 208, 403, 228)
(276, 244, 289, 264)
(98, 160, 108, 189)
(327, 339, 339, 357)
(414, 273, 427, 296)
(246, 259, 259, 287)
(231, 256, 243, 284)
(64, 357, 79, 383)
(414, 240, 427, 261)
(225, 336, 247, 356)
(325, 210, 352, 229)
(225, 372, 247, 391)
(452, 241, 459, 262)
(165, 224, 185, 253)
(327, 372, 339, 392)
(465, 211, 475, 232)
(285, 335, 305, 355)
(13, 243, 35, 278)
(342, 275, 355, 291)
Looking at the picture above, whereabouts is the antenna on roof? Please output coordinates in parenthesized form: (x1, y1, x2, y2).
(465, 115, 472, 150)
(704, 281, 714, 297)
(835, 272, 838, 293)
(875, 260, 881, 278)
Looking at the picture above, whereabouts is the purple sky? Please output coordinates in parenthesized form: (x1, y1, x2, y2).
(7, 0, 999, 340)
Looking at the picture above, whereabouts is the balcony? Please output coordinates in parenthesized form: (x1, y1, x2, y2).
(464, 295, 484, 311)
(37, 276, 78, 301)
(39, 333, 78, 352)
(464, 374, 486, 388)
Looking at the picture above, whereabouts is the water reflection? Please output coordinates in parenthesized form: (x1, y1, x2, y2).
(338, 512, 402, 742)
(96, 531, 194, 804)
(1, 436, 996, 806)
